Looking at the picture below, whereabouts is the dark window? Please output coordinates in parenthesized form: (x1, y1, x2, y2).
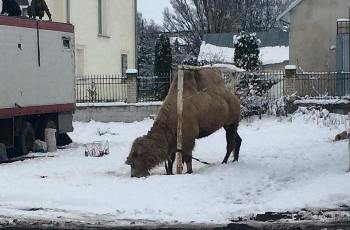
(62, 37, 71, 49)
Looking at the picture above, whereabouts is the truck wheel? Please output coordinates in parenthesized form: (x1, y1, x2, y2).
(19, 122, 35, 155)
(37, 119, 56, 141)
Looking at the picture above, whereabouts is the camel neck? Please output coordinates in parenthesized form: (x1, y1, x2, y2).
(148, 121, 175, 152)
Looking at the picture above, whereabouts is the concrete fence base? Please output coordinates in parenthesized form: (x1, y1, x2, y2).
(73, 103, 162, 123)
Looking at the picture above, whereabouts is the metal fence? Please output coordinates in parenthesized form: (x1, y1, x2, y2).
(137, 73, 172, 102)
(75, 71, 350, 104)
(236, 71, 285, 100)
(295, 72, 350, 97)
(76, 75, 127, 103)
(237, 71, 350, 99)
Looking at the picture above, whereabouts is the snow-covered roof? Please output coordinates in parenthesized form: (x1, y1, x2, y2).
(202, 64, 245, 73)
(277, 0, 303, 23)
(126, 69, 138, 74)
(337, 18, 350, 22)
(198, 42, 289, 65)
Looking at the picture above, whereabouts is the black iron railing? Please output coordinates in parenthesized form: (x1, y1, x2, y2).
(76, 75, 127, 103)
(75, 72, 350, 104)
(295, 72, 350, 97)
(137, 73, 172, 102)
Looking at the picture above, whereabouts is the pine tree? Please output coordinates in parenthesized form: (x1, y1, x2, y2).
(137, 13, 161, 77)
(154, 34, 172, 76)
(233, 31, 261, 71)
(154, 34, 172, 100)
(233, 31, 279, 118)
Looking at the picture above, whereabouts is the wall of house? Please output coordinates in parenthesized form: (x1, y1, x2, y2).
(45, 0, 136, 76)
(74, 104, 161, 123)
(289, 0, 350, 72)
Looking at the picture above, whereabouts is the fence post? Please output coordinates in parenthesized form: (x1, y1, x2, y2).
(126, 69, 138, 104)
(284, 65, 297, 96)
(176, 65, 184, 175)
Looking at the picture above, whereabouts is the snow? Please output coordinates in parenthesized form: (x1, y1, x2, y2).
(285, 64, 297, 70)
(202, 64, 245, 73)
(0, 113, 350, 225)
(198, 42, 235, 64)
(337, 18, 350, 22)
(169, 37, 187, 45)
(126, 69, 138, 74)
(260, 46, 289, 65)
(294, 99, 350, 105)
(198, 42, 289, 65)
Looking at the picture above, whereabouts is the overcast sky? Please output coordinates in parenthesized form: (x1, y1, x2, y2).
(137, 0, 171, 25)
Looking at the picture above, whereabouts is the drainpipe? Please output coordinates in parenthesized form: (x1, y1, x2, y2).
(134, 0, 137, 70)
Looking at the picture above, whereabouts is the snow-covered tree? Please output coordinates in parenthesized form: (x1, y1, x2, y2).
(233, 32, 279, 118)
(137, 13, 162, 77)
(234, 31, 261, 71)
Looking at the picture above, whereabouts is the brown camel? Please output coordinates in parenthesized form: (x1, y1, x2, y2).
(125, 68, 241, 177)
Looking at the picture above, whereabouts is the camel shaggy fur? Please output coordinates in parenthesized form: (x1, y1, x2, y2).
(125, 68, 241, 177)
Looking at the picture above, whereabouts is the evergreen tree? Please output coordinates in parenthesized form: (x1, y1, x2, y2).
(233, 31, 261, 71)
(137, 13, 161, 77)
(154, 34, 172, 100)
(233, 32, 279, 118)
(154, 34, 172, 76)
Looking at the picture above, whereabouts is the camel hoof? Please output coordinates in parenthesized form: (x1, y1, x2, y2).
(186, 171, 193, 174)
(222, 161, 227, 164)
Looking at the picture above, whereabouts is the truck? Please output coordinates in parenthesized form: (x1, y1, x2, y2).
(0, 16, 75, 158)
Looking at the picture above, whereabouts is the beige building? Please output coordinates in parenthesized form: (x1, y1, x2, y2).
(278, 0, 350, 72)
(44, 0, 137, 76)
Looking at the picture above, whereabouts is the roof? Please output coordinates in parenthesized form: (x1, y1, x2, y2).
(203, 28, 289, 48)
(277, 0, 303, 23)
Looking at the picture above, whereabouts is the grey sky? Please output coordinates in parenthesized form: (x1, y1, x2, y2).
(137, 0, 171, 25)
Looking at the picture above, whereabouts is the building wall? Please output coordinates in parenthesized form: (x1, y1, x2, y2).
(289, 0, 350, 72)
(74, 104, 161, 123)
(45, 0, 136, 75)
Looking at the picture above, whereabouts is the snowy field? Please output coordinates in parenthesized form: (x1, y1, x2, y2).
(0, 110, 350, 227)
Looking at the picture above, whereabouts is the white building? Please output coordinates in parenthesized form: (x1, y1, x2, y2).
(44, 0, 137, 76)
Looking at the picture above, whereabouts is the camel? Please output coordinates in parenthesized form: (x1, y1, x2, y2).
(125, 68, 241, 177)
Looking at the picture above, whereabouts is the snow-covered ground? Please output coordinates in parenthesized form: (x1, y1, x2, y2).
(0, 111, 349, 226)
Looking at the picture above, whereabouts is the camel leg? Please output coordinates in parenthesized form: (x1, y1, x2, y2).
(183, 154, 193, 174)
(233, 133, 242, 162)
(165, 152, 175, 175)
(222, 124, 237, 164)
(182, 137, 195, 174)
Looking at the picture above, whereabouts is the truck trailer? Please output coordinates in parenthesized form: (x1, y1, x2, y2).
(0, 16, 75, 158)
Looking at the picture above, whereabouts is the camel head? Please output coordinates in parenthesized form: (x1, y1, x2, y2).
(126, 136, 167, 178)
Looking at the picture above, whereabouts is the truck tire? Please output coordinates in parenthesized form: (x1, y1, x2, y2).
(19, 122, 35, 155)
(36, 119, 56, 141)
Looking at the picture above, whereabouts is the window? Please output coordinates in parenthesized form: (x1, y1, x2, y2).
(98, 0, 108, 36)
(121, 54, 128, 76)
(62, 37, 71, 49)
